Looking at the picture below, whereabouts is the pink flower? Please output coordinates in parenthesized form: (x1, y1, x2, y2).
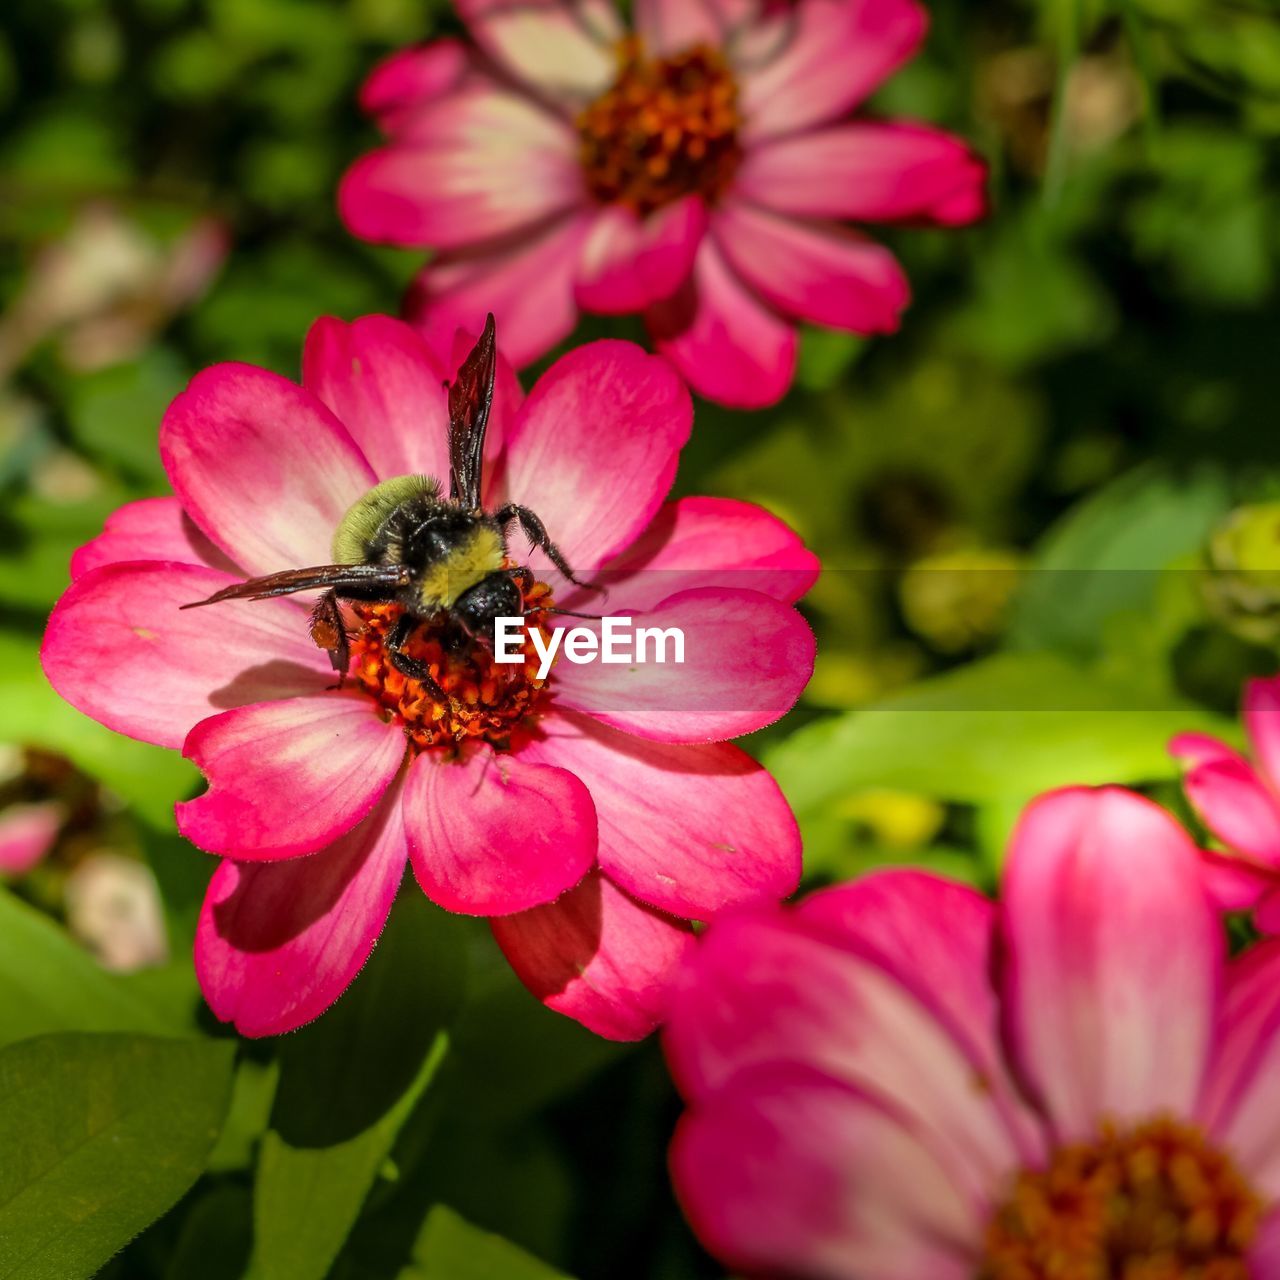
(0, 801, 62, 877)
(339, 0, 986, 409)
(1172, 674, 1280, 933)
(665, 787, 1280, 1278)
(41, 317, 816, 1039)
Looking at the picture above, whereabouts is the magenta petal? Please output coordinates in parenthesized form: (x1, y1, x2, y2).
(671, 1067, 977, 1280)
(575, 197, 707, 315)
(502, 340, 692, 571)
(405, 213, 590, 369)
(737, 0, 928, 141)
(176, 694, 405, 859)
(1199, 940, 1280, 1196)
(794, 871, 1046, 1161)
(663, 909, 1024, 1199)
(1183, 756, 1280, 867)
(339, 88, 583, 250)
(454, 0, 620, 100)
(736, 122, 988, 226)
(0, 803, 62, 876)
(1169, 730, 1248, 770)
(1256, 888, 1280, 935)
(564, 496, 817, 615)
(524, 710, 800, 919)
(359, 39, 474, 133)
(715, 202, 911, 334)
(1197, 850, 1277, 913)
(302, 315, 452, 481)
(491, 868, 696, 1040)
(41, 562, 332, 750)
(403, 745, 596, 916)
(553, 587, 814, 744)
(160, 363, 376, 577)
(1250, 1213, 1280, 1277)
(1245, 676, 1280, 787)
(1002, 787, 1221, 1143)
(648, 238, 798, 410)
(195, 789, 407, 1037)
(70, 496, 237, 580)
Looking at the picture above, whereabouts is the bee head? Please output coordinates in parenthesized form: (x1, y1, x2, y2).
(453, 573, 523, 645)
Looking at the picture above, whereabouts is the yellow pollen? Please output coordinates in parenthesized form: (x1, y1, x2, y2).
(576, 38, 742, 215)
(347, 577, 554, 755)
(979, 1118, 1262, 1280)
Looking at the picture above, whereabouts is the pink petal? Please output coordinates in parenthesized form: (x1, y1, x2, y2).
(403, 744, 596, 916)
(523, 709, 800, 919)
(552, 587, 815, 744)
(405, 213, 590, 368)
(176, 694, 406, 860)
(159, 363, 376, 578)
(1257, 887, 1280, 935)
(301, 314, 452, 481)
(491, 868, 697, 1040)
(501, 340, 692, 572)
(454, 0, 621, 101)
(70, 496, 237, 580)
(634, 0, 745, 56)
(1183, 756, 1280, 868)
(736, 122, 988, 226)
(1252, 1212, 1280, 1277)
(1246, 676, 1280, 788)
(1169, 730, 1248, 770)
(0, 803, 62, 877)
(575, 197, 707, 315)
(671, 1067, 977, 1280)
(339, 88, 583, 249)
(714, 202, 910, 334)
(1199, 940, 1280, 1197)
(1198, 849, 1277, 913)
(41, 563, 332, 751)
(736, 0, 928, 143)
(359, 39, 475, 134)
(663, 909, 1024, 1200)
(563, 495, 817, 615)
(647, 239, 798, 409)
(195, 788, 407, 1037)
(1001, 787, 1221, 1143)
(794, 871, 1046, 1162)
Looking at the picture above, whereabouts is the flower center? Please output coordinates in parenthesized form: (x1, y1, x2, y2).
(577, 37, 742, 215)
(347, 576, 554, 755)
(979, 1118, 1261, 1280)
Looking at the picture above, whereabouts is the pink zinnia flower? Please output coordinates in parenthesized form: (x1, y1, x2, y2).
(41, 317, 816, 1038)
(339, 0, 986, 409)
(0, 801, 62, 877)
(1173, 674, 1280, 932)
(665, 786, 1280, 1277)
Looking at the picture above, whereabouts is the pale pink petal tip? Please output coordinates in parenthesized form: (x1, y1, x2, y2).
(0, 802, 63, 876)
(492, 870, 697, 1040)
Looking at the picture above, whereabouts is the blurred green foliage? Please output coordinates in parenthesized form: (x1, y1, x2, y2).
(1, 0, 1279, 1276)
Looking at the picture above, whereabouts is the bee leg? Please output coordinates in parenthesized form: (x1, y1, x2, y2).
(386, 613, 453, 705)
(309, 590, 350, 688)
(506, 565, 535, 597)
(494, 503, 599, 593)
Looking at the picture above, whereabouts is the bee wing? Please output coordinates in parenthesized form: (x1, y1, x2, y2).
(447, 312, 497, 510)
(180, 563, 411, 609)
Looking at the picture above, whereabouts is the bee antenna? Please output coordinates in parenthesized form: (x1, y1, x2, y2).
(539, 606, 611, 620)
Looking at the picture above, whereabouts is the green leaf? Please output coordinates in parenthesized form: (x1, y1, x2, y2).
(0, 630, 196, 828)
(248, 889, 465, 1280)
(0, 889, 178, 1048)
(404, 1206, 572, 1280)
(765, 651, 1234, 814)
(1008, 464, 1232, 657)
(163, 1185, 253, 1280)
(0, 1032, 234, 1280)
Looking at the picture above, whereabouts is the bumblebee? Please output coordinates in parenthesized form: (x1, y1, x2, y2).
(183, 315, 589, 698)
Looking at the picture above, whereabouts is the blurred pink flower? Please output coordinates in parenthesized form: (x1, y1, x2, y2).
(0, 801, 62, 877)
(665, 787, 1280, 1278)
(42, 316, 816, 1039)
(339, 0, 986, 409)
(1172, 674, 1280, 932)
